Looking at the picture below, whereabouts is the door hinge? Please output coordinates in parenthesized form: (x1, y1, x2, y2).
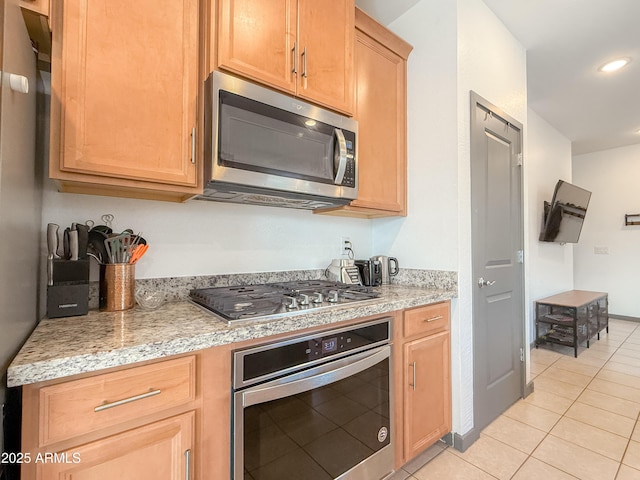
(517, 250, 524, 264)
(520, 348, 524, 362)
(516, 153, 523, 166)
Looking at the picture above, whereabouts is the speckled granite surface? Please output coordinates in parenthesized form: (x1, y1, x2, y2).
(8, 281, 456, 387)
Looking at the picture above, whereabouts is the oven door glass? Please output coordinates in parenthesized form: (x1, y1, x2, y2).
(235, 347, 391, 480)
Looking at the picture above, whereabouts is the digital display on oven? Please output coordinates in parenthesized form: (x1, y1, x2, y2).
(322, 337, 338, 354)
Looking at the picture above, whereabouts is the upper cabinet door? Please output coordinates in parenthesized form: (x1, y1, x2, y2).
(53, 0, 199, 186)
(296, 0, 354, 115)
(216, 0, 354, 115)
(217, 0, 297, 94)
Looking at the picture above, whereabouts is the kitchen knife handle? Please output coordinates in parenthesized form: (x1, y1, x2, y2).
(69, 230, 79, 261)
(75, 223, 89, 260)
(47, 223, 59, 259)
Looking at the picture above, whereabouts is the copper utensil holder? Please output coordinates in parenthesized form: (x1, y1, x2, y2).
(100, 263, 135, 311)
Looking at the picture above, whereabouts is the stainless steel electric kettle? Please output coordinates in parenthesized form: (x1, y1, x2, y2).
(370, 256, 399, 284)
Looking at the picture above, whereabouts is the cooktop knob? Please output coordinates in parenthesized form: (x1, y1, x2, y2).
(312, 292, 324, 304)
(284, 296, 298, 310)
(299, 293, 310, 306)
(328, 290, 339, 303)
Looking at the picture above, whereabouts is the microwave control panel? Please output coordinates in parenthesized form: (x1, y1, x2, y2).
(340, 131, 356, 188)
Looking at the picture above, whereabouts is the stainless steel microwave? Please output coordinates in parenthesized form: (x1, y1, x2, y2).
(197, 71, 358, 210)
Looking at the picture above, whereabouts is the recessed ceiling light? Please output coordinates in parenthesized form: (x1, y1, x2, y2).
(598, 58, 631, 73)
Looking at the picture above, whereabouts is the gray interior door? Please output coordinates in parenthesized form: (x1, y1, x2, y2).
(470, 92, 524, 434)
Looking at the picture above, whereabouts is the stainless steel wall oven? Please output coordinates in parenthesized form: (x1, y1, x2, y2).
(232, 318, 394, 480)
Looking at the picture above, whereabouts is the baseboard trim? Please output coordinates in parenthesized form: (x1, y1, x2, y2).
(524, 380, 534, 398)
(452, 427, 480, 453)
(610, 314, 640, 323)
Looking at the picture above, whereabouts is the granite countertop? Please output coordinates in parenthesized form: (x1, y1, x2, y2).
(8, 284, 456, 388)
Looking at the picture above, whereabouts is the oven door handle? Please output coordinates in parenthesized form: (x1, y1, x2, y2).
(241, 345, 390, 408)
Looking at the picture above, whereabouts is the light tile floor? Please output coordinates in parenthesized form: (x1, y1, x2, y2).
(397, 318, 640, 479)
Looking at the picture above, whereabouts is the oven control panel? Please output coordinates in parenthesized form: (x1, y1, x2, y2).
(306, 334, 352, 358)
(235, 318, 391, 388)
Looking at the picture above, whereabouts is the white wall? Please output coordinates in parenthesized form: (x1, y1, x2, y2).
(525, 109, 574, 330)
(456, 0, 526, 436)
(382, 0, 527, 438)
(375, 0, 458, 270)
(41, 182, 374, 279)
(573, 143, 640, 317)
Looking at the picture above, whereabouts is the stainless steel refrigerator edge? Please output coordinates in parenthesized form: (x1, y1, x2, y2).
(0, 0, 41, 458)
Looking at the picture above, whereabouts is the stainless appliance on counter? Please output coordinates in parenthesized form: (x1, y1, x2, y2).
(355, 258, 383, 287)
(197, 71, 358, 210)
(370, 256, 399, 284)
(326, 258, 362, 284)
(189, 280, 380, 325)
(232, 317, 394, 480)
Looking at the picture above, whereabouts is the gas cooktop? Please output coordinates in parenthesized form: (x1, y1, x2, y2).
(189, 280, 381, 324)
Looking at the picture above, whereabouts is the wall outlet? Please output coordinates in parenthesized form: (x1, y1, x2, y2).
(594, 246, 609, 255)
(340, 236, 352, 256)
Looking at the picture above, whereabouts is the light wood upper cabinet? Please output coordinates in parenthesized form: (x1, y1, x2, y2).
(49, 0, 202, 201)
(216, 0, 354, 115)
(19, 0, 49, 17)
(295, 0, 354, 114)
(316, 8, 412, 218)
(217, 0, 297, 94)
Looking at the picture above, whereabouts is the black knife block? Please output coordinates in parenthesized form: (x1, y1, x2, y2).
(47, 259, 90, 318)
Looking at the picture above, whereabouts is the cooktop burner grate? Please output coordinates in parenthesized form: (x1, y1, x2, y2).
(189, 280, 381, 322)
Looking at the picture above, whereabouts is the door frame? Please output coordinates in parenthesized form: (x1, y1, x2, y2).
(463, 91, 527, 451)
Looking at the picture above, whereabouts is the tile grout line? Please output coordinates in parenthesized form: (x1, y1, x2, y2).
(522, 322, 640, 479)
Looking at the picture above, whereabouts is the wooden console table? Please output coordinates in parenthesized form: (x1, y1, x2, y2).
(535, 290, 609, 357)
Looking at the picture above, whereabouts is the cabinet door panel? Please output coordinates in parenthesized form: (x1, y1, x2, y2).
(350, 30, 405, 213)
(296, 0, 354, 114)
(404, 331, 451, 460)
(217, 0, 297, 93)
(38, 412, 194, 480)
(54, 0, 198, 186)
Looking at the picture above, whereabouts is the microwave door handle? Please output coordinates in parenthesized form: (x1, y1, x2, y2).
(333, 128, 348, 185)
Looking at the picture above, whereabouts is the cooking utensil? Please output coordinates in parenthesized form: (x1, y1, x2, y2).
(129, 244, 148, 264)
(88, 229, 108, 263)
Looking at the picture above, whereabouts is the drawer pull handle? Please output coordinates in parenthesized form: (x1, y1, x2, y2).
(424, 315, 443, 323)
(94, 388, 161, 412)
(409, 361, 417, 390)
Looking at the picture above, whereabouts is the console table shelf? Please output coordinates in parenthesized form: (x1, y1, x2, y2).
(535, 290, 608, 357)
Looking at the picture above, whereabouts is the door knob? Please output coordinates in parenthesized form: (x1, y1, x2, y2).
(478, 277, 496, 288)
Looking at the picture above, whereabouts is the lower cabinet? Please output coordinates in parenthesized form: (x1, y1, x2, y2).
(20, 355, 203, 480)
(38, 412, 194, 480)
(395, 302, 451, 465)
(404, 330, 451, 460)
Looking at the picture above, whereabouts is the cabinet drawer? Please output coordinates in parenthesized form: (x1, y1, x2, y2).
(404, 302, 450, 338)
(39, 356, 196, 446)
